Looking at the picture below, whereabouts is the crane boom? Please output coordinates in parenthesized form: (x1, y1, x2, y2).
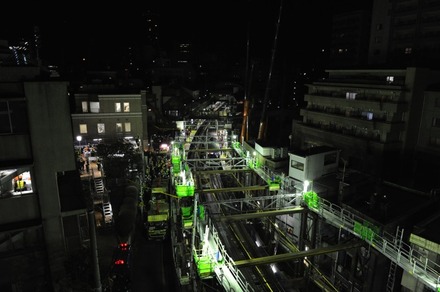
(257, 0, 283, 141)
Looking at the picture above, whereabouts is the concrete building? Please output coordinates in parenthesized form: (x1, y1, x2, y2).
(0, 65, 89, 290)
(368, 0, 440, 68)
(71, 91, 148, 151)
(329, 9, 372, 68)
(284, 66, 440, 292)
(288, 145, 339, 182)
(292, 67, 440, 177)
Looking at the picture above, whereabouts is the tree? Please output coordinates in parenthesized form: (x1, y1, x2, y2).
(96, 139, 142, 185)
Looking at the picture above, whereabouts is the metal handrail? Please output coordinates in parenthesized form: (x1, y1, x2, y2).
(312, 196, 440, 290)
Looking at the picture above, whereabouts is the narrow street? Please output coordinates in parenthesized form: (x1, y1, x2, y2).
(96, 184, 179, 292)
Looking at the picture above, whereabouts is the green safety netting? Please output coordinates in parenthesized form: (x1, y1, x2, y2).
(194, 255, 214, 277)
(267, 177, 281, 191)
(176, 184, 195, 197)
(303, 191, 320, 209)
(181, 206, 193, 228)
(171, 155, 181, 164)
(198, 205, 205, 220)
(353, 221, 379, 241)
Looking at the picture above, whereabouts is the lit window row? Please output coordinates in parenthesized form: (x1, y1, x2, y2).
(79, 122, 131, 134)
(80, 101, 130, 113)
(115, 102, 130, 113)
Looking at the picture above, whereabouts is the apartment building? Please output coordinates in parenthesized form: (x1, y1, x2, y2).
(292, 67, 440, 177)
(285, 65, 440, 291)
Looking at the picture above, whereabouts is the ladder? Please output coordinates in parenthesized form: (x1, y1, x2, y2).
(386, 226, 404, 292)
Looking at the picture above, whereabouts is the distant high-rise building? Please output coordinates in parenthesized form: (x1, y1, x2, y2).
(329, 9, 372, 68)
(143, 10, 162, 66)
(368, 0, 440, 68)
(329, 0, 440, 68)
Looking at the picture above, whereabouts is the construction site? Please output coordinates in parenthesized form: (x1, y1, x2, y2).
(164, 118, 440, 292)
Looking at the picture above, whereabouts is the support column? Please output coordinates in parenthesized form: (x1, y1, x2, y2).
(88, 210, 102, 292)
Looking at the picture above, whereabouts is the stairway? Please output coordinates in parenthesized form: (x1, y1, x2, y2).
(94, 178, 104, 194)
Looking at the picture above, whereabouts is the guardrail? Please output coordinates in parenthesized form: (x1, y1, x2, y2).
(308, 196, 440, 291)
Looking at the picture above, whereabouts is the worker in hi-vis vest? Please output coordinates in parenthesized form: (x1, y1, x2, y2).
(15, 176, 26, 192)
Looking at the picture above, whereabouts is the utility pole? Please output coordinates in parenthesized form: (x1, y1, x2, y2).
(258, 0, 283, 141)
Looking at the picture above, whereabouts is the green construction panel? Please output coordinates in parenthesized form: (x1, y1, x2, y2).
(198, 205, 205, 220)
(269, 183, 280, 191)
(187, 185, 195, 196)
(354, 221, 363, 235)
(181, 206, 192, 217)
(176, 185, 188, 197)
(195, 256, 214, 276)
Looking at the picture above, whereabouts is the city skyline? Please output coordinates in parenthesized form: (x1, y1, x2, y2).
(0, 1, 364, 69)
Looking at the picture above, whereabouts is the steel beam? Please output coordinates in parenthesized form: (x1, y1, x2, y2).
(215, 207, 305, 221)
(234, 240, 364, 268)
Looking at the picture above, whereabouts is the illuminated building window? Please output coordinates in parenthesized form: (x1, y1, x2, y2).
(363, 112, 373, 120)
(116, 123, 122, 132)
(79, 124, 87, 134)
(81, 101, 88, 113)
(123, 102, 130, 112)
(125, 122, 131, 132)
(115, 102, 122, 112)
(90, 102, 100, 113)
(405, 47, 412, 54)
(11, 170, 33, 193)
(346, 92, 357, 100)
(291, 161, 304, 171)
(97, 123, 105, 134)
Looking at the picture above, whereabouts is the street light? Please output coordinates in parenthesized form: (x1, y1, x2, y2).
(76, 135, 82, 147)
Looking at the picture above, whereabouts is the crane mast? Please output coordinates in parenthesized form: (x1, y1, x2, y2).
(257, 0, 283, 141)
(240, 7, 252, 144)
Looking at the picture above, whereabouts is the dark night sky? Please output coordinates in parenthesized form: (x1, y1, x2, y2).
(0, 1, 365, 68)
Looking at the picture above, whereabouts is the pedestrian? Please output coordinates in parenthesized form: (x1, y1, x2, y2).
(83, 146, 91, 173)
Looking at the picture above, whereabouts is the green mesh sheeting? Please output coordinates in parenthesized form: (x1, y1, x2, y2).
(353, 220, 379, 241)
(198, 205, 205, 220)
(181, 206, 193, 228)
(303, 191, 320, 209)
(187, 185, 195, 196)
(175, 185, 194, 198)
(268, 179, 280, 191)
(171, 155, 181, 164)
(194, 255, 214, 277)
(181, 206, 192, 217)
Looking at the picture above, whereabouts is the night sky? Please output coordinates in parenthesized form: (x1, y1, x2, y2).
(0, 1, 362, 69)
